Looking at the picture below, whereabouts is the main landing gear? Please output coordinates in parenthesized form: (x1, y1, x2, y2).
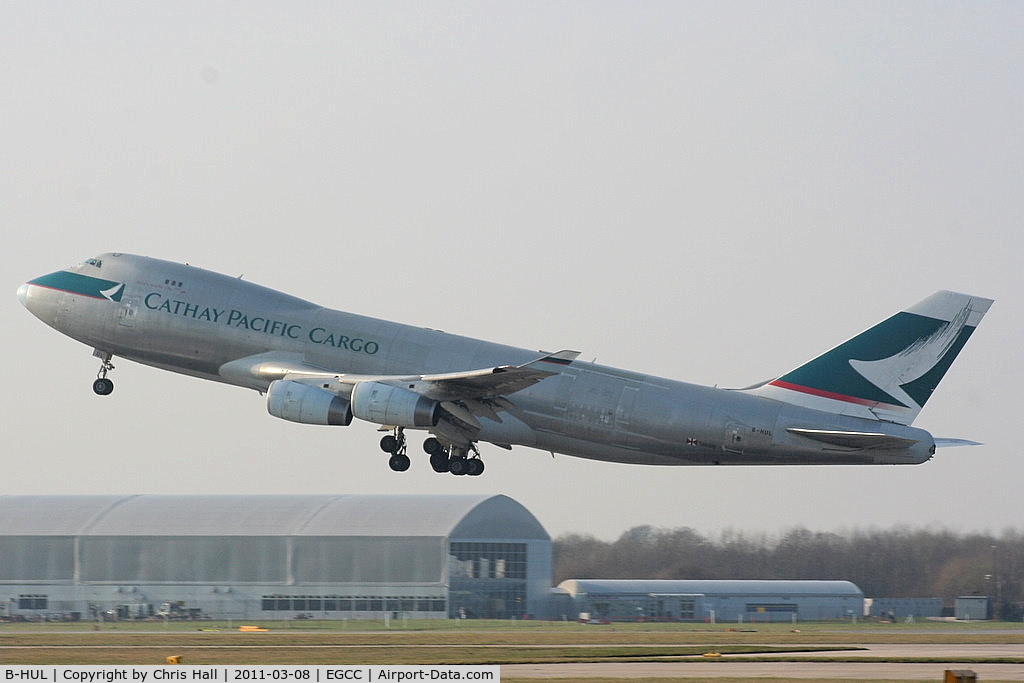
(92, 351, 115, 396)
(379, 430, 411, 472)
(425, 437, 485, 476)
(379, 430, 485, 476)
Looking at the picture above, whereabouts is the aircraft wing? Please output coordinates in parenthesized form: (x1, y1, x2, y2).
(786, 427, 920, 450)
(219, 351, 338, 389)
(222, 349, 579, 441)
(220, 350, 580, 401)
(411, 350, 579, 400)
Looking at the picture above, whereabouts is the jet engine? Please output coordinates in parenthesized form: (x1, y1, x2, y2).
(266, 380, 353, 426)
(350, 381, 440, 428)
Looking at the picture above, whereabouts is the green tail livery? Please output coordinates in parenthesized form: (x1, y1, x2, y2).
(748, 291, 992, 426)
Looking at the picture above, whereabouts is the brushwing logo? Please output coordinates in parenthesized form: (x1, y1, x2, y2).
(848, 303, 972, 411)
(100, 283, 125, 302)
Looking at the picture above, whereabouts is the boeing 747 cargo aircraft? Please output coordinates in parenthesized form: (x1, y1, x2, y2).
(18, 253, 992, 476)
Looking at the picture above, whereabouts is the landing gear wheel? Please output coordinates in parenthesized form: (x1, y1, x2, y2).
(448, 457, 468, 476)
(93, 351, 115, 396)
(465, 459, 484, 476)
(380, 434, 400, 454)
(388, 453, 411, 472)
(429, 452, 450, 473)
(423, 437, 443, 455)
(92, 378, 114, 396)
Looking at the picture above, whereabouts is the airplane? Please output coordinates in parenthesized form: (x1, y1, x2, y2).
(17, 253, 992, 476)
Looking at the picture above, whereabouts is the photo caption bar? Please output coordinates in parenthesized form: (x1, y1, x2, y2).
(1, 667, 499, 683)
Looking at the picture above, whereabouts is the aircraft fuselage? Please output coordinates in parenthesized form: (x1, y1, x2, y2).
(18, 254, 952, 468)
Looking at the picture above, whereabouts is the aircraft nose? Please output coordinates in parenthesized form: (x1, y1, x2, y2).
(16, 282, 29, 307)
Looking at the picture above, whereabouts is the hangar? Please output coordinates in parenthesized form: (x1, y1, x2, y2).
(0, 494, 551, 621)
(555, 579, 864, 622)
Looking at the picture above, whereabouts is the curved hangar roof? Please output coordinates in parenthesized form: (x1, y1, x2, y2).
(0, 494, 548, 540)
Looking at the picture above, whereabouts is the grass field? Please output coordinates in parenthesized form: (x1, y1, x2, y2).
(1, 619, 1022, 681)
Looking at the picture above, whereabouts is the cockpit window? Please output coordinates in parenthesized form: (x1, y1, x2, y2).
(83, 258, 103, 268)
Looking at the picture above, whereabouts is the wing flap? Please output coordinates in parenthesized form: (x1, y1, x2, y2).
(787, 427, 919, 450)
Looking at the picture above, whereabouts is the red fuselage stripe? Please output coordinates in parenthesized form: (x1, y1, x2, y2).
(768, 379, 887, 408)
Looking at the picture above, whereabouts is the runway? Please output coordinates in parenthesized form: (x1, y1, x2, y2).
(503, 643, 1024, 680)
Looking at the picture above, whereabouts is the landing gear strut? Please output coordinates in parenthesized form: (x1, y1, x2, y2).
(380, 428, 410, 472)
(92, 351, 115, 396)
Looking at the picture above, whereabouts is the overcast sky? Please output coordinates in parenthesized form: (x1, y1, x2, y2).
(5, 2, 1022, 541)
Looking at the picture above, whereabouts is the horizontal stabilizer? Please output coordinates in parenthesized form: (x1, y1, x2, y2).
(787, 427, 919, 450)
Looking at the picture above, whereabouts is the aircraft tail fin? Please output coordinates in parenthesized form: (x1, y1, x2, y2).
(746, 291, 992, 425)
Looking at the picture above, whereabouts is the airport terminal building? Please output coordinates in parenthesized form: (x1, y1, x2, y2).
(0, 494, 552, 621)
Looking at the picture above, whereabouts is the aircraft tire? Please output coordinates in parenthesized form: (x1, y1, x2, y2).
(380, 435, 399, 454)
(92, 378, 114, 396)
(448, 457, 468, 476)
(388, 454, 411, 472)
(423, 437, 443, 455)
(429, 452, 450, 473)
(466, 459, 484, 476)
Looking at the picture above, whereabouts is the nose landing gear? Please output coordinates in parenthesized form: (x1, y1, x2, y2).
(92, 351, 115, 396)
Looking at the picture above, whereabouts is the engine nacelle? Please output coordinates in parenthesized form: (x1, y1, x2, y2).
(266, 380, 353, 426)
(350, 381, 440, 428)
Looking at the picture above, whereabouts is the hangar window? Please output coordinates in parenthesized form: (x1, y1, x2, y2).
(261, 595, 445, 612)
(418, 598, 446, 612)
(746, 603, 797, 613)
(448, 543, 526, 579)
(18, 594, 48, 610)
(384, 597, 417, 612)
(293, 597, 322, 611)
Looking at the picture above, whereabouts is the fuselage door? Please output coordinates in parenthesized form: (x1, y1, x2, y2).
(614, 385, 640, 429)
(724, 422, 746, 454)
(724, 420, 773, 456)
(118, 296, 139, 327)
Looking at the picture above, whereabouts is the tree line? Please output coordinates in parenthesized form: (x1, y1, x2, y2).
(553, 526, 1024, 619)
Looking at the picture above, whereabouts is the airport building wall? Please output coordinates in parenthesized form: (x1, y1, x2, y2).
(954, 595, 993, 621)
(866, 597, 943, 619)
(556, 579, 864, 622)
(0, 495, 552, 621)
